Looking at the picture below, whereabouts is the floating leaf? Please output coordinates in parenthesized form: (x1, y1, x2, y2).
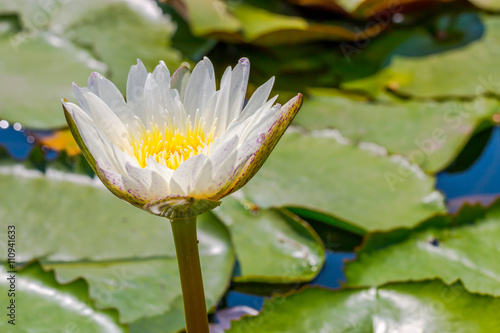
(227, 280, 500, 332)
(469, 0, 500, 11)
(0, 165, 234, 331)
(0, 263, 126, 332)
(346, 14, 500, 98)
(180, 0, 242, 35)
(50, 0, 182, 93)
(288, 0, 454, 17)
(240, 132, 446, 233)
(345, 201, 500, 296)
(294, 89, 500, 172)
(213, 196, 325, 283)
(0, 33, 105, 128)
(175, 0, 386, 45)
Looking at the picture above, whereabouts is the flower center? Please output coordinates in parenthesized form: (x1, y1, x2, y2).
(130, 123, 212, 170)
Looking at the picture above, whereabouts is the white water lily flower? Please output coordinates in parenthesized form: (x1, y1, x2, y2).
(63, 57, 302, 218)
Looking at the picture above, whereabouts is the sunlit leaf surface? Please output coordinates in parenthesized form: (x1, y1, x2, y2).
(294, 89, 500, 172)
(0, 166, 234, 332)
(213, 196, 325, 283)
(241, 132, 446, 233)
(345, 201, 500, 295)
(0, 263, 126, 332)
(227, 280, 500, 333)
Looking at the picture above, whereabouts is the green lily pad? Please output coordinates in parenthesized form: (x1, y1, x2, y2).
(294, 89, 500, 173)
(241, 132, 446, 234)
(177, 0, 386, 45)
(213, 196, 325, 283)
(227, 280, 500, 333)
(469, 0, 500, 11)
(347, 14, 500, 98)
(344, 201, 500, 295)
(0, 0, 55, 30)
(180, 0, 242, 36)
(50, 0, 182, 93)
(0, 263, 126, 332)
(0, 33, 105, 128)
(0, 165, 234, 331)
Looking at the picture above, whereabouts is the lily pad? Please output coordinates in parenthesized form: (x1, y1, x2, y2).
(344, 201, 500, 295)
(180, 0, 242, 36)
(0, 33, 105, 128)
(227, 280, 500, 333)
(294, 89, 500, 173)
(0, 263, 126, 332)
(213, 196, 325, 283)
(177, 0, 386, 45)
(346, 14, 500, 98)
(469, 0, 500, 11)
(0, 165, 234, 330)
(50, 0, 182, 93)
(240, 131, 446, 233)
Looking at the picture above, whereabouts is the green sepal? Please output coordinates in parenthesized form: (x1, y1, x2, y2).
(144, 196, 221, 219)
(216, 93, 303, 198)
(63, 104, 98, 174)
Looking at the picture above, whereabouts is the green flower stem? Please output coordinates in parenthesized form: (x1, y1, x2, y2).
(170, 216, 210, 333)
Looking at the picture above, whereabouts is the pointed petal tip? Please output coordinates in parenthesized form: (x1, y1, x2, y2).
(238, 57, 250, 65)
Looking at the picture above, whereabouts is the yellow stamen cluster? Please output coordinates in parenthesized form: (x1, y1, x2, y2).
(130, 123, 212, 170)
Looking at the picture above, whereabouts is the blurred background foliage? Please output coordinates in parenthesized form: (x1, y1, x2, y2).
(2, 0, 500, 332)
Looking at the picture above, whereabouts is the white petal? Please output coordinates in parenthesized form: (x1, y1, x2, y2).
(82, 91, 132, 153)
(170, 64, 191, 100)
(153, 61, 171, 89)
(191, 159, 214, 197)
(125, 162, 169, 199)
(211, 133, 264, 195)
(207, 135, 239, 170)
(239, 103, 281, 143)
(172, 154, 209, 195)
(239, 76, 275, 120)
(200, 90, 220, 131)
(72, 83, 90, 115)
(146, 156, 174, 183)
(168, 177, 186, 196)
(126, 59, 148, 105)
(64, 101, 113, 170)
(212, 66, 232, 131)
(183, 57, 216, 118)
(87, 72, 136, 125)
(227, 58, 250, 121)
(96, 161, 150, 205)
(96, 161, 125, 191)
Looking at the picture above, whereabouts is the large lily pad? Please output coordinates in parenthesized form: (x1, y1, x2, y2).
(50, 0, 182, 93)
(294, 89, 499, 173)
(346, 14, 500, 98)
(469, 0, 500, 11)
(240, 132, 446, 233)
(0, 165, 234, 331)
(0, 263, 126, 332)
(228, 280, 500, 333)
(0, 33, 105, 128)
(288, 0, 451, 17)
(177, 0, 386, 45)
(213, 196, 325, 283)
(0, 0, 181, 129)
(344, 201, 500, 295)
